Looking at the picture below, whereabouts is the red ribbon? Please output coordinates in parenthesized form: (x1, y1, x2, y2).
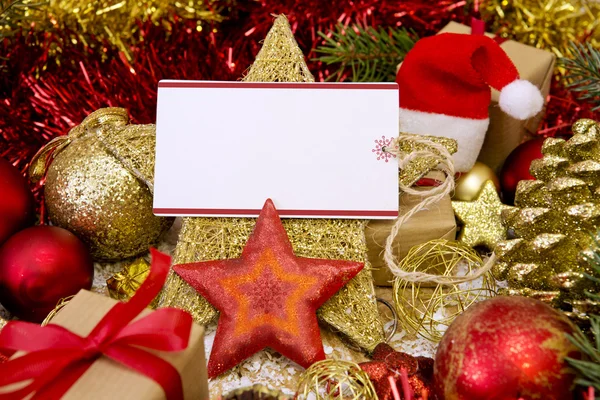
(0, 248, 192, 400)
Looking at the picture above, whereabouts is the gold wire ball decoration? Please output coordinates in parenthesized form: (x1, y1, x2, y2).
(296, 359, 378, 400)
(393, 239, 496, 342)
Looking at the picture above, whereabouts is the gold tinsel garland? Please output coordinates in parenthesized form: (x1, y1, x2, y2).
(1, 0, 224, 60)
(482, 0, 600, 57)
(158, 15, 384, 352)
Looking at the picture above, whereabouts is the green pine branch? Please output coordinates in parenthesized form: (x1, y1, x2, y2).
(567, 233, 600, 398)
(560, 42, 600, 112)
(313, 23, 416, 82)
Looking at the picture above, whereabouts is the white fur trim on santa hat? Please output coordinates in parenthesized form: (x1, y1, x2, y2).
(499, 79, 544, 121)
(399, 108, 489, 172)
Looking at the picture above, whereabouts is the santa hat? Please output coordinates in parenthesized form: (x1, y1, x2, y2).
(396, 33, 544, 172)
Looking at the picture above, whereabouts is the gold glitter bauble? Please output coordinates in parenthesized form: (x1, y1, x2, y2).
(453, 162, 500, 201)
(393, 239, 496, 342)
(296, 359, 378, 400)
(495, 119, 600, 315)
(452, 180, 515, 250)
(36, 108, 172, 261)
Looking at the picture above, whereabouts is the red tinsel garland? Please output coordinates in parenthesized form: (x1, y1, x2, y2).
(0, 0, 597, 182)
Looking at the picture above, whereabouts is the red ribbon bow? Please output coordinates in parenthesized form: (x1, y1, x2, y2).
(0, 248, 192, 400)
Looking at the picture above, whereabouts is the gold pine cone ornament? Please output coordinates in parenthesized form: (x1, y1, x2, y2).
(30, 108, 173, 261)
(495, 119, 600, 316)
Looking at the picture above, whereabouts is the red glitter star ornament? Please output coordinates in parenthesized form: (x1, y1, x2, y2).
(173, 199, 364, 378)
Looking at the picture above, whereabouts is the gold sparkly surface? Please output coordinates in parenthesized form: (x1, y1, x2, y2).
(482, 0, 600, 58)
(296, 359, 378, 400)
(158, 14, 384, 353)
(396, 133, 458, 188)
(1, 0, 224, 62)
(41, 108, 173, 261)
(393, 240, 495, 342)
(452, 180, 515, 250)
(106, 257, 151, 303)
(496, 119, 600, 311)
(241, 15, 314, 83)
(96, 123, 157, 192)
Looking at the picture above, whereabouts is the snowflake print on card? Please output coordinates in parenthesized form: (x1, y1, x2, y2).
(372, 136, 396, 163)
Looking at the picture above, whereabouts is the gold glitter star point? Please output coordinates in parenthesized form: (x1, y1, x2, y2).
(452, 180, 515, 250)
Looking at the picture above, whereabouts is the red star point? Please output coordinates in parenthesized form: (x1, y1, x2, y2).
(173, 199, 364, 378)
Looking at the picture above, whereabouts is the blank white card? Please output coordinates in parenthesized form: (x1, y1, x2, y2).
(154, 81, 399, 219)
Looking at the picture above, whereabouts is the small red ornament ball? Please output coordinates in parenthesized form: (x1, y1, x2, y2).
(0, 226, 94, 322)
(434, 296, 579, 400)
(500, 138, 545, 205)
(0, 157, 34, 245)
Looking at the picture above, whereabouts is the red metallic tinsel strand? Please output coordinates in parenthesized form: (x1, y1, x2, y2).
(400, 368, 413, 400)
(389, 375, 402, 400)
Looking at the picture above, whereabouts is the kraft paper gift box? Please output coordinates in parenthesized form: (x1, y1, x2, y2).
(438, 21, 556, 172)
(365, 190, 457, 286)
(1, 290, 209, 400)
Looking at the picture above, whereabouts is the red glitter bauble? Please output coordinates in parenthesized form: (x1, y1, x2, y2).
(0, 157, 34, 245)
(500, 138, 545, 205)
(434, 296, 579, 400)
(0, 226, 93, 322)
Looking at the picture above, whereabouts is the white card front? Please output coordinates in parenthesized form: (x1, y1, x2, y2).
(154, 81, 399, 219)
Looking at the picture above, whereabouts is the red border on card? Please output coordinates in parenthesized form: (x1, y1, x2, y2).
(153, 208, 398, 217)
(158, 81, 398, 90)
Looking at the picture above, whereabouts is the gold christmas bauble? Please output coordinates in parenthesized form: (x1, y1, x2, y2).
(40, 108, 172, 261)
(453, 161, 500, 201)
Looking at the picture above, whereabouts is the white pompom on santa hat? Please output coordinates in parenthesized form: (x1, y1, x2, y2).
(396, 33, 544, 172)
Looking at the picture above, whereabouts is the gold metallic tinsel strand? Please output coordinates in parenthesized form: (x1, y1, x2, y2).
(482, 0, 600, 57)
(0, 0, 225, 60)
(159, 15, 385, 352)
(296, 359, 378, 400)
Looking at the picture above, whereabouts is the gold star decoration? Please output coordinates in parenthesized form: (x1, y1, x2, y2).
(452, 180, 515, 250)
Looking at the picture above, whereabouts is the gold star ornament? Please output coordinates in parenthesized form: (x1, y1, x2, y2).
(452, 180, 515, 250)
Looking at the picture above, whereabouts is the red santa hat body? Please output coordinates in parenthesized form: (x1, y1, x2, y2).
(396, 33, 544, 172)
